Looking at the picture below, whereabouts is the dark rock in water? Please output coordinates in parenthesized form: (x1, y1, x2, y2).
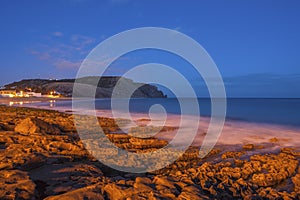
(14, 117, 61, 135)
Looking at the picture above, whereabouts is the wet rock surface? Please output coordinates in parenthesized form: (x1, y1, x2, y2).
(0, 105, 299, 199)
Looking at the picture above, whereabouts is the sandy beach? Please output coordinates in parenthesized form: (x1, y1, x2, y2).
(0, 104, 299, 199)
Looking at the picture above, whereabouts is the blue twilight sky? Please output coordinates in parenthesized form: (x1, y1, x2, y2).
(0, 0, 300, 97)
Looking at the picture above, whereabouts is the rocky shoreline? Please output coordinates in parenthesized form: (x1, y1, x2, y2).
(0, 105, 299, 199)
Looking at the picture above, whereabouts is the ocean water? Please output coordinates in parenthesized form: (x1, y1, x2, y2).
(35, 98, 300, 128)
(5, 97, 300, 148)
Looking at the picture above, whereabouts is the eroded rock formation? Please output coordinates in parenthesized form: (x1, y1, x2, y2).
(0, 106, 299, 199)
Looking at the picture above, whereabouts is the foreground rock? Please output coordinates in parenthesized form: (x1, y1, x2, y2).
(0, 170, 37, 199)
(44, 184, 104, 200)
(15, 117, 61, 135)
(0, 106, 299, 199)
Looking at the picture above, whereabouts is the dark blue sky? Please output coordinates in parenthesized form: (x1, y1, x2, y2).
(0, 0, 300, 97)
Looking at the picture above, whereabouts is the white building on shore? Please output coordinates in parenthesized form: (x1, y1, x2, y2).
(0, 89, 42, 98)
(0, 89, 17, 97)
(16, 91, 42, 97)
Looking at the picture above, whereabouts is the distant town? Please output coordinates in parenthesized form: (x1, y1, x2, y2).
(0, 77, 166, 99)
(0, 87, 60, 98)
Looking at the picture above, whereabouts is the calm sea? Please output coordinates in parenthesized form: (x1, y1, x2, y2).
(39, 98, 300, 128)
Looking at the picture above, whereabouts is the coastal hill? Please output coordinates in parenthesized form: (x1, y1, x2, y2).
(4, 76, 167, 98)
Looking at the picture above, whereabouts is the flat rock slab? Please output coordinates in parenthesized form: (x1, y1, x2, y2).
(15, 117, 61, 135)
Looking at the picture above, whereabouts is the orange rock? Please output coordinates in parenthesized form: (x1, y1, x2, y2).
(44, 184, 104, 200)
(242, 144, 254, 150)
(15, 117, 61, 135)
(0, 170, 37, 200)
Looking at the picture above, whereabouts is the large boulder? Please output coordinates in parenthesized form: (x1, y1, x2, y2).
(15, 117, 61, 135)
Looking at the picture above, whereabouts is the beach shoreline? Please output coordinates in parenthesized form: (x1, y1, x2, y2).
(2, 97, 299, 149)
